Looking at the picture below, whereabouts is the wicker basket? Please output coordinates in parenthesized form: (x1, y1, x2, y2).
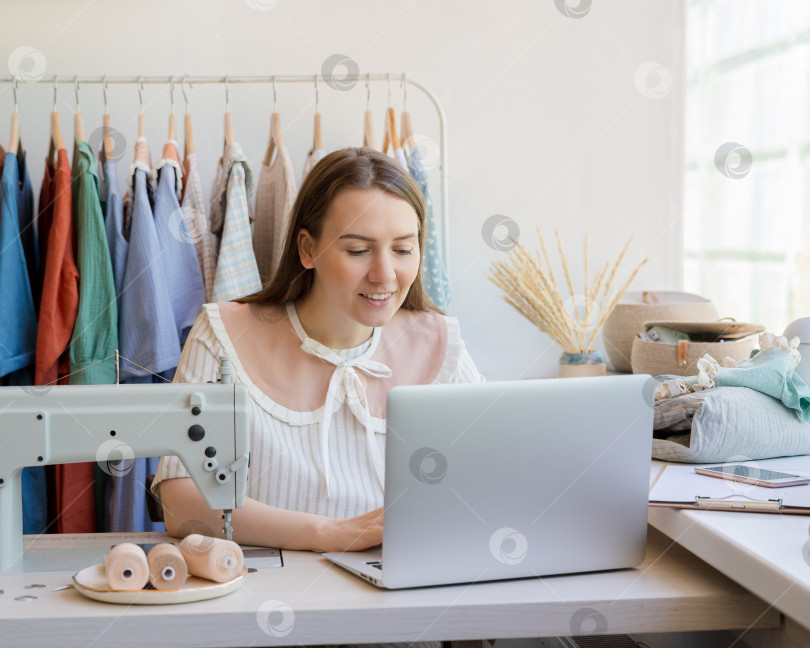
(602, 291, 719, 372)
(630, 321, 764, 376)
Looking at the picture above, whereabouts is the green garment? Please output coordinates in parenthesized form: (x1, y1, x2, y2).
(717, 349, 810, 422)
(69, 140, 118, 385)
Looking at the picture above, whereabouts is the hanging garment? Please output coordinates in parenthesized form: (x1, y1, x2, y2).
(109, 136, 178, 533)
(301, 147, 326, 183)
(153, 141, 204, 343)
(208, 155, 225, 252)
(408, 146, 451, 312)
(64, 139, 119, 534)
(154, 142, 204, 341)
(35, 148, 78, 387)
(118, 137, 180, 380)
(210, 141, 262, 301)
(0, 149, 46, 534)
(70, 140, 119, 383)
(15, 146, 39, 314)
(99, 150, 127, 306)
(182, 153, 217, 302)
(152, 301, 483, 516)
(0, 150, 37, 379)
(382, 108, 409, 171)
(253, 143, 297, 283)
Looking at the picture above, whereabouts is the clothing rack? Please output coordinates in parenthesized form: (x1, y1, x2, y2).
(1, 73, 450, 270)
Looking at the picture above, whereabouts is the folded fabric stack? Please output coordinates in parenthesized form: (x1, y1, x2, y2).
(651, 332, 810, 463)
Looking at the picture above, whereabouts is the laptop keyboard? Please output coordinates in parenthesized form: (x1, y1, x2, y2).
(366, 561, 382, 570)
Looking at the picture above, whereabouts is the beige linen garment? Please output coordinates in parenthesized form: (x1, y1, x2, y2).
(252, 145, 297, 284)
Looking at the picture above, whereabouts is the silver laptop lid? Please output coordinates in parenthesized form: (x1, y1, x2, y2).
(381, 374, 654, 589)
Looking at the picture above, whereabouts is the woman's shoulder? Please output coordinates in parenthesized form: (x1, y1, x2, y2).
(376, 308, 463, 385)
(387, 307, 457, 333)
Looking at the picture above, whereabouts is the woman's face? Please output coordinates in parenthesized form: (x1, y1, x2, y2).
(298, 188, 422, 332)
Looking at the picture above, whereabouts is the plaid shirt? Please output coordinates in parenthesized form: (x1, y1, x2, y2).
(210, 141, 262, 302)
(182, 153, 217, 301)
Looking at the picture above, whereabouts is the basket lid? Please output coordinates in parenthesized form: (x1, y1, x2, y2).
(641, 320, 765, 339)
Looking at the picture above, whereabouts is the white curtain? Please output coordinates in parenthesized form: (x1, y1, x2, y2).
(685, 0, 810, 331)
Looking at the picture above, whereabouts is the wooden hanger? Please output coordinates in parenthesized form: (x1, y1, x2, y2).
(167, 78, 177, 141)
(313, 75, 323, 151)
(223, 77, 234, 151)
(9, 112, 19, 157)
(363, 111, 377, 150)
(137, 77, 146, 140)
(263, 112, 283, 166)
(102, 77, 113, 160)
(50, 112, 64, 158)
(8, 79, 19, 153)
(182, 78, 195, 157)
(312, 74, 323, 151)
(362, 75, 377, 150)
(314, 113, 323, 150)
(73, 77, 85, 143)
(48, 79, 63, 162)
(263, 78, 283, 166)
(185, 114, 195, 157)
(400, 75, 414, 155)
(381, 107, 400, 154)
(401, 110, 414, 155)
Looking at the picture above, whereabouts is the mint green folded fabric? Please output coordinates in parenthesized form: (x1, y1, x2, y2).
(716, 349, 810, 422)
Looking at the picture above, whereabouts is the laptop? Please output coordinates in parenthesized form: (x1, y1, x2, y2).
(323, 374, 654, 589)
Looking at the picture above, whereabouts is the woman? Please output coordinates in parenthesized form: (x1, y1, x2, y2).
(153, 147, 483, 551)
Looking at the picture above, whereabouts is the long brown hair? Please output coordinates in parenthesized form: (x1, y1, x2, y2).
(237, 147, 439, 312)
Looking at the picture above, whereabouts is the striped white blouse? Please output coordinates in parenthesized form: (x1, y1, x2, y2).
(152, 303, 484, 519)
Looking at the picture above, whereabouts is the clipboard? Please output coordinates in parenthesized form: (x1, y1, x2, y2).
(649, 464, 810, 515)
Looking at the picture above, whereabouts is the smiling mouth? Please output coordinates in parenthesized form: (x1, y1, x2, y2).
(361, 292, 394, 301)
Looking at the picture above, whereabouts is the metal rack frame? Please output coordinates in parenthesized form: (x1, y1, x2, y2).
(1, 73, 450, 269)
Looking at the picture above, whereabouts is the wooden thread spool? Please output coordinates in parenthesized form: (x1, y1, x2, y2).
(179, 534, 244, 583)
(104, 543, 149, 590)
(147, 543, 188, 590)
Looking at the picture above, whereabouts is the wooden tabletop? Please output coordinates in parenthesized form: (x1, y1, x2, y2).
(0, 525, 778, 647)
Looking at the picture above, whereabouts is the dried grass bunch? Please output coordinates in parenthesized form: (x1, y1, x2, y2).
(489, 229, 648, 354)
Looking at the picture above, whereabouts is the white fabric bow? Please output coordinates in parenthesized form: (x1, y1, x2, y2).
(300, 336, 392, 498)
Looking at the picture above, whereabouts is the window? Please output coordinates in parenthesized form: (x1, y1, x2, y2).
(685, 0, 810, 332)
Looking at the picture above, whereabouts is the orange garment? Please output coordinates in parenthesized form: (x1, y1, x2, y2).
(36, 149, 91, 533)
(35, 149, 79, 386)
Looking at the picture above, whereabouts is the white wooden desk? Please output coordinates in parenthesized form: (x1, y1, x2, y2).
(649, 456, 810, 639)
(0, 526, 777, 647)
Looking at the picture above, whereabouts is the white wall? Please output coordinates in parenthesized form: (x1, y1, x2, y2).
(1, 0, 685, 380)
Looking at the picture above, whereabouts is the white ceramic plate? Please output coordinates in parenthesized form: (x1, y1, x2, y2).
(71, 563, 247, 605)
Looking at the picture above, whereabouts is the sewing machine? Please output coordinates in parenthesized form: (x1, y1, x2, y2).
(0, 357, 250, 573)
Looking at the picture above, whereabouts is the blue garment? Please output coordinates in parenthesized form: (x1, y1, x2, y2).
(101, 156, 128, 305)
(118, 169, 180, 379)
(0, 152, 46, 534)
(717, 349, 810, 422)
(408, 147, 451, 311)
(0, 152, 37, 377)
(15, 149, 39, 313)
(111, 163, 178, 533)
(153, 161, 205, 343)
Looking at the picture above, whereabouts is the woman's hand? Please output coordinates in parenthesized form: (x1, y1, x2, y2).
(316, 506, 383, 552)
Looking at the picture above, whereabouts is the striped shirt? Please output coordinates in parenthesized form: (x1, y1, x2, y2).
(210, 142, 262, 301)
(152, 303, 483, 519)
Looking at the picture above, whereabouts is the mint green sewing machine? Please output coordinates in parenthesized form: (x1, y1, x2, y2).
(0, 357, 250, 573)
